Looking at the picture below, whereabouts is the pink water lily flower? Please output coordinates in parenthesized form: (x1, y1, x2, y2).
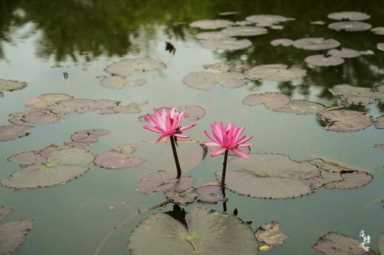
(144, 107, 195, 142)
(203, 122, 253, 158)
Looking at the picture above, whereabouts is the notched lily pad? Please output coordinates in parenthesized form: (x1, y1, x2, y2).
(1, 147, 94, 189)
(196, 182, 225, 203)
(105, 57, 166, 77)
(95, 144, 143, 169)
(328, 21, 372, 32)
(293, 38, 340, 51)
(190, 19, 234, 30)
(165, 188, 198, 205)
(128, 207, 258, 255)
(8, 109, 62, 125)
(195, 31, 229, 41)
(71, 129, 110, 144)
(327, 48, 361, 58)
(246, 64, 306, 82)
(7, 151, 46, 167)
(255, 221, 288, 248)
(313, 232, 367, 255)
(26, 93, 73, 109)
(139, 170, 192, 194)
(329, 84, 377, 106)
(305, 55, 345, 67)
(0, 79, 27, 94)
(100, 76, 146, 89)
(274, 100, 325, 114)
(328, 12, 370, 21)
(242, 92, 290, 110)
(0, 125, 31, 141)
(245, 15, 294, 27)
(318, 110, 373, 132)
(324, 171, 373, 189)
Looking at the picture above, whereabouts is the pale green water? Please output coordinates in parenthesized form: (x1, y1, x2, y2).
(0, 1, 384, 254)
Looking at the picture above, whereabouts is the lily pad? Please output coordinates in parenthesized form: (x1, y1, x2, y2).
(318, 110, 373, 132)
(311, 21, 326, 25)
(376, 115, 384, 129)
(48, 98, 119, 114)
(95, 144, 143, 169)
(1, 147, 94, 189)
(305, 55, 345, 67)
(372, 27, 384, 35)
(327, 48, 361, 58)
(199, 38, 252, 51)
(221, 26, 268, 37)
(274, 100, 325, 114)
(328, 21, 372, 32)
(139, 170, 192, 194)
(175, 105, 206, 121)
(0, 79, 27, 94)
(0, 125, 31, 141)
(196, 182, 225, 203)
(26, 93, 74, 109)
(101, 102, 145, 114)
(245, 15, 294, 27)
(190, 19, 234, 30)
(7, 151, 46, 167)
(324, 171, 373, 189)
(328, 12, 370, 21)
(183, 71, 246, 90)
(313, 232, 367, 255)
(195, 31, 229, 41)
(378, 43, 384, 51)
(8, 109, 62, 125)
(255, 221, 288, 247)
(105, 57, 166, 77)
(0, 219, 32, 255)
(329, 84, 376, 106)
(71, 129, 110, 144)
(246, 64, 306, 82)
(293, 38, 340, 51)
(165, 188, 198, 205)
(128, 207, 258, 255)
(271, 38, 294, 47)
(0, 206, 13, 221)
(242, 92, 290, 110)
(100, 76, 146, 89)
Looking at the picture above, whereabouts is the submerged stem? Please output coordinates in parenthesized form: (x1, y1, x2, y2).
(170, 135, 182, 179)
(221, 150, 229, 189)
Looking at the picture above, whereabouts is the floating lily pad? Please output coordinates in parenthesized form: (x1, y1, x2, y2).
(0, 219, 32, 255)
(165, 188, 198, 205)
(105, 57, 166, 77)
(376, 115, 384, 129)
(329, 84, 376, 106)
(0, 206, 13, 221)
(328, 21, 372, 32)
(327, 48, 361, 58)
(1, 147, 94, 189)
(0, 79, 27, 94)
(26, 93, 74, 109)
(271, 38, 294, 47)
(71, 129, 110, 144)
(48, 98, 119, 114)
(305, 55, 345, 67)
(0, 125, 31, 141)
(221, 26, 268, 37)
(311, 21, 326, 25)
(183, 71, 246, 90)
(293, 38, 340, 51)
(246, 64, 306, 82)
(378, 43, 384, 51)
(100, 76, 146, 89)
(175, 105, 206, 121)
(328, 12, 370, 21)
(255, 221, 288, 247)
(219, 11, 239, 16)
(203, 63, 232, 72)
(313, 232, 367, 255)
(128, 207, 258, 255)
(7, 151, 46, 166)
(245, 15, 294, 27)
(324, 171, 373, 189)
(195, 31, 229, 41)
(101, 102, 145, 114)
(242, 92, 290, 110)
(274, 100, 325, 114)
(139, 170, 192, 194)
(190, 19, 234, 30)
(95, 144, 143, 169)
(318, 110, 373, 132)
(196, 182, 225, 203)
(372, 27, 384, 35)
(199, 38, 252, 51)
(8, 109, 62, 125)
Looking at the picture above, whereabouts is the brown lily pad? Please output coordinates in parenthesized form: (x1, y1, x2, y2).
(196, 182, 225, 203)
(190, 19, 234, 30)
(105, 57, 166, 77)
(71, 129, 110, 144)
(246, 64, 306, 82)
(242, 92, 290, 110)
(329, 84, 377, 106)
(0, 220, 32, 255)
(95, 144, 143, 169)
(324, 171, 373, 189)
(328, 21, 372, 32)
(255, 221, 288, 247)
(318, 110, 373, 132)
(199, 38, 252, 51)
(221, 26, 268, 37)
(139, 170, 192, 194)
(293, 38, 341, 51)
(327, 48, 361, 58)
(245, 15, 294, 27)
(274, 100, 325, 114)
(26, 93, 74, 109)
(100, 76, 146, 89)
(0, 79, 27, 94)
(376, 115, 384, 129)
(8, 109, 62, 125)
(305, 55, 345, 67)
(313, 232, 368, 255)
(328, 12, 370, 21)
(0, 125, 31, 141)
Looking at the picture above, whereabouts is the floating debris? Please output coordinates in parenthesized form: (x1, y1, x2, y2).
(245, 14, 294, 27)
(372, 27, 384, 35)
(376, 115, 384, 129)
(199, 38, 252, 51)
(94, 144, 144, 169)
(313, 232, 368, 255)
(1, 147, 94, 189)
(196, 182, 225, 203)
(105, 57, 166, 77)
(255, 221, 288, 248)
(100, 76, 146, 89)
(138, 170, 192, 194)
(183, 71, 246, 90)
(328, 21, 372, 32)
(128, 207, 258, 255)
(305, 54, 345, 67)
(221, 26, 268, 37)
(246, 64, 306, 82)
(71, 129, 110, 144)
(0, 79, 27, 95)
(318, 110, 373, 132)
(273, 100, 325, 114)
(190, 19, 234, 30)
(327, 11, 370, 21)
(0, 125, 31, 141)
(0, 207, 32, 255)
(270, 38, 294, 47)
(242, 92, 290, 110)
(293, 38, 340, 51)
(327, 48, 361, 58)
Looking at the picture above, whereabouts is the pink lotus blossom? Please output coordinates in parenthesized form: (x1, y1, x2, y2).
(143, 107, 195, 142)
(203, 122, 253, 158)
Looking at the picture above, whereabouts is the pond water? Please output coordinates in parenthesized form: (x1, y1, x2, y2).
(0, 1, 384, 255)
